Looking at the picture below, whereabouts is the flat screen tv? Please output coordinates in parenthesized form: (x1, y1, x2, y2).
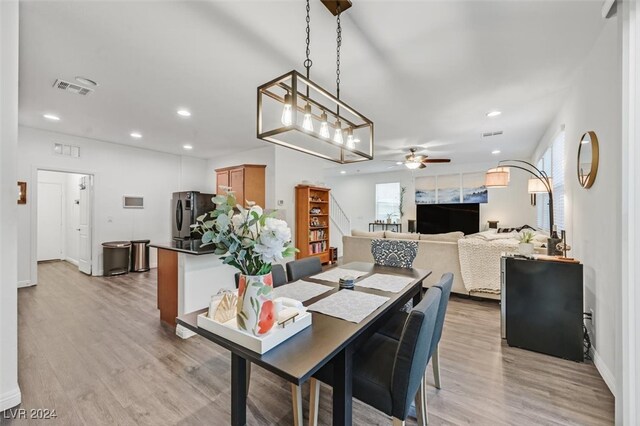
(417, 203, 480, 235)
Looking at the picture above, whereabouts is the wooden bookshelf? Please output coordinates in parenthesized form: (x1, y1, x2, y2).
(295, 185, 331, 264)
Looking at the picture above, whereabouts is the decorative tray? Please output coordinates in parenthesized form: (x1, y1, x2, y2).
(196, 303, 312, 354)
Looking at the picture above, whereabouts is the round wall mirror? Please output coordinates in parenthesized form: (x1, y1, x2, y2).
(577, 131, 599, 189)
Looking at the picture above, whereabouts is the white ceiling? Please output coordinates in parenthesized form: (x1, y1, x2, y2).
(18, 0, 605, 173)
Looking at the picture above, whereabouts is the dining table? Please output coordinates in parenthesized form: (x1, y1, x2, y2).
(176, 261, 432, 426)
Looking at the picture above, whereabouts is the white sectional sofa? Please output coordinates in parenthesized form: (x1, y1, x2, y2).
(342, 230, 499, 299)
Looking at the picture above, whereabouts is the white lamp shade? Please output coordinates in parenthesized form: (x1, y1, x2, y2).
(485, 167, 510, 188)
(405, 161, 421, 170)
(527, 177, 551, 193)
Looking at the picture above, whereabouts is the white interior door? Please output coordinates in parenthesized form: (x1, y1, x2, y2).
(37, 182, 63, 261)
(78, 176, 92, 275)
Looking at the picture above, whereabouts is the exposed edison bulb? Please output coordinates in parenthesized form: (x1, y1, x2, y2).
(302, 104, 314, 132)
(319, 112, 330, 138)
(281, 93, 293, 126)
(346, 128, 355, 149)
(333, 120, 343, 145)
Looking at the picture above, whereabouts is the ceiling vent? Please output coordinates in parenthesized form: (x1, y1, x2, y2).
(52, 79, 93, 96)
(482, 131, 503, 138)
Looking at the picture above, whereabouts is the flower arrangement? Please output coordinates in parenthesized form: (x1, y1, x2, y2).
(193, 188, 297, 276)
(193, 188, 297, 335)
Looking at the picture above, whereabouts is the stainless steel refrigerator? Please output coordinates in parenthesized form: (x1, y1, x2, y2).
(171, 191, 216, 240)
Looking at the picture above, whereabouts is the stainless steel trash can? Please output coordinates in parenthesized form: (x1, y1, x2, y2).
(130, 240, 150, 272)
(102, 241, 131, 276)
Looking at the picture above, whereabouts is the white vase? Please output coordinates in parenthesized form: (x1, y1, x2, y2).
(236, 273, 275, 336)
(519, 242, 534, 255)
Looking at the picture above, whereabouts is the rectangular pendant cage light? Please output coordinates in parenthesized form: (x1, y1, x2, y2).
(257, 70, 374, 164)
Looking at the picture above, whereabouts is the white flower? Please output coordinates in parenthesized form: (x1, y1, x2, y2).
(253, 218, 292, 264)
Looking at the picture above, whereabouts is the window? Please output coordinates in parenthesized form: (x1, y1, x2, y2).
(375, 182, 401, 222)
(536, 131, 565, 231)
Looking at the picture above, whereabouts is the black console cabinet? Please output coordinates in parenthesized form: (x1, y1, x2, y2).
(501, 256, 584, 362)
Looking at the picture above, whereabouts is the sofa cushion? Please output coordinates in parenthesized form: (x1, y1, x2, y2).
(385, 231, 420, 240)
(351, 229, 386, 238)
(419, 231, 464, 242)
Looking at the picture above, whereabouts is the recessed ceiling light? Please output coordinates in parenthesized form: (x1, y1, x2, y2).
(43, 113, 60, 121)
(182, 144, 193, 150)
(340, 170, 346, 174)
(130, 132, 142, 139)
(492, 149, 501, 155)
(75, 76, 98, 87)
(487, 111, 502, 118)
(177, 109, 191, 117)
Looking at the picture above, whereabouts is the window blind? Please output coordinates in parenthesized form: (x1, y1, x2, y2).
(535, 131, 565, 232)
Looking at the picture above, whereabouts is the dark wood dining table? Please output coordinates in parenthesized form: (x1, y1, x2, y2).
(176, 261, 432, 426)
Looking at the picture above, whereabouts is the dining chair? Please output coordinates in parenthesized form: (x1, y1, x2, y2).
(308, 287, 442, 426)
(371, 239, 419, 269)
(285, 257, 322, 282)
(233, 263, 288, 289)
(378, 273, 454, 392)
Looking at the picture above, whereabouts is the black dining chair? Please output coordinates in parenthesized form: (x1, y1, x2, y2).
(233, 263, 288, 289)
(285, 257, 322, 282)
(379, 272, 454, 394)
(308, 286, 442, 426)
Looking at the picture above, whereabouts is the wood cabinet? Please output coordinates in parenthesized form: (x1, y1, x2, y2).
(215, 164, 266, 208)
(296, 185, 330, 264)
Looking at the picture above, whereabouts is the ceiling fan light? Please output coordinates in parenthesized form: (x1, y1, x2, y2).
(405, 162, 421, 170)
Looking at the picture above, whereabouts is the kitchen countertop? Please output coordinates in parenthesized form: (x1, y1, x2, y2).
(150, 240, 218, 255)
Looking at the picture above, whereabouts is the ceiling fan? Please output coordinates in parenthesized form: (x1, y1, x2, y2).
(392, 148, 451, 170)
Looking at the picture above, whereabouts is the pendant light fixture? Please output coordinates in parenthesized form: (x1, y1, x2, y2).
(257, 0, 373, 164)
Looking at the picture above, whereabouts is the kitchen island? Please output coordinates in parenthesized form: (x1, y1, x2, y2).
(150, 240, 236, 338)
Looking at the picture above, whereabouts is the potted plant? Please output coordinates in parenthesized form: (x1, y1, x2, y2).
(193, 189, 297, 336)
(518, 230, 535, 255)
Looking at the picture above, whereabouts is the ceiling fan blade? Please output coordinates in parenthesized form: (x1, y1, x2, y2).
(419, 163, 427, 169)
(422, 158, 451, 163)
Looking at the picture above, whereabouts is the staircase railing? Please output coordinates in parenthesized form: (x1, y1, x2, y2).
(330, 193, 351, 238)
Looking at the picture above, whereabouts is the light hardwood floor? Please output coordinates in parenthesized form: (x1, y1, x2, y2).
(2, 261, 614, 425)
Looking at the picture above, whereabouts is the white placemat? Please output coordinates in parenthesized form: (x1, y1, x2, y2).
(272, 280, 334, 302)
(306, 290, 389, 323)
(354, 273, 415, 293)
(310, 268, 368, 283)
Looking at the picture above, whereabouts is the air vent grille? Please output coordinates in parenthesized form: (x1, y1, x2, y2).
(53, 79, 93, 96)
(482, 131, 503, 138)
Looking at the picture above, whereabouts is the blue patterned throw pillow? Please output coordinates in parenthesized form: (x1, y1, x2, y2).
(370, 239, 418, 269)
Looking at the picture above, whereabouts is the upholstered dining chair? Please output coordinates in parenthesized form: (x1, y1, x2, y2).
(285, 257, 323, 282)
(371, 239, 419, 269)
(379, 273, 454, 396)
(233, 263, 288, 289)
(308, 287, 442, 426)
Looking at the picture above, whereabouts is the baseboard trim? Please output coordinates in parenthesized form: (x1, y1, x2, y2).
(17, 280, 33, 288)
(592, 347, 616, 397)
(0, 387, 22, 412)
(65, 257, 79, 266)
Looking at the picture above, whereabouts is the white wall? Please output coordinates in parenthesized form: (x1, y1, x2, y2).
(327, 161, 535, 241)
(0, 0, 21, 412)
(17, 126, 208, 284)
(533, 18, 621, 396)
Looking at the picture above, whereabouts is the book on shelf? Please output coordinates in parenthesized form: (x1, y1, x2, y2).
(309, 229, 327, 241)
(308, 241, 327, 254)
